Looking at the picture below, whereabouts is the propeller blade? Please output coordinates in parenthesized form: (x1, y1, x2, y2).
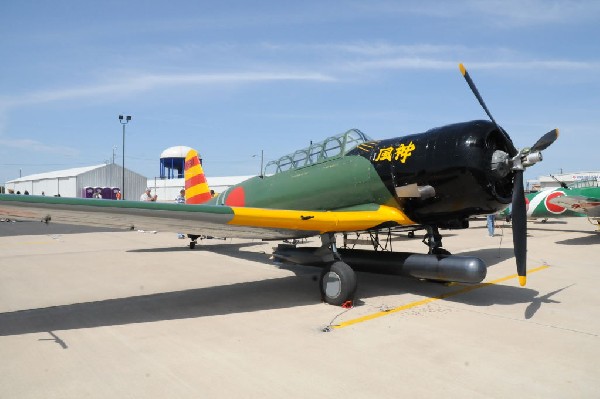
(459, 63, 498, 127)
(531, 128, 559, 152)
(511, 170, 527, 286)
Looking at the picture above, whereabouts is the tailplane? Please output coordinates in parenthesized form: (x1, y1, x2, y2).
(184, 149, 213, 204)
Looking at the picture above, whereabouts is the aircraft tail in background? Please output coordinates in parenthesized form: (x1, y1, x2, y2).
(184, 149, 212, 204)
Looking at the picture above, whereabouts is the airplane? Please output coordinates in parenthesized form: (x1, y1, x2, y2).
(0, 64, 559, 306)
(499, 177, 600, 229)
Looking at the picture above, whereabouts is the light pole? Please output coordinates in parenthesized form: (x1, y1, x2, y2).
(118, 115, 132, 199)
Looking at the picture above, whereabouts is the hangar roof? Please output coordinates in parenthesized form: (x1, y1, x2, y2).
(6, 164, 106, 183)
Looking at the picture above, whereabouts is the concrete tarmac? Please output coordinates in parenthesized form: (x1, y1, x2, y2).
(0, 217, 598, 398)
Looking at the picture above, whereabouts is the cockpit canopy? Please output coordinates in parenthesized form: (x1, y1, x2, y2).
(264, 129, 372, 175)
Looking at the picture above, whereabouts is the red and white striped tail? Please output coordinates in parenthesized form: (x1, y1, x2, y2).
(184, 149, 212, 204)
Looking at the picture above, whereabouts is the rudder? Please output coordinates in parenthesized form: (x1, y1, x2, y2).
(184, 149, 213, 204)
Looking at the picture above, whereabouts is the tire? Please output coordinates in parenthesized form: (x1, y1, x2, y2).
(189, 241, 196, 249)
(319, 261, 357, 306)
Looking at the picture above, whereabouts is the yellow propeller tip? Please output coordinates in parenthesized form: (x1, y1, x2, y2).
(518, 276, 527, 286)
(459, 63, 466, 75)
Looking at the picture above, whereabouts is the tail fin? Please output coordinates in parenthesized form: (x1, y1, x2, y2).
(184, 149, 212, 204)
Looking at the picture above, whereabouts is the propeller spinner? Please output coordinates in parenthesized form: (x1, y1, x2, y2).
(459, 63, 559, 286)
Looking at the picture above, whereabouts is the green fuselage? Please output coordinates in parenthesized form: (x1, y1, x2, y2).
(212, 155, 396, 211)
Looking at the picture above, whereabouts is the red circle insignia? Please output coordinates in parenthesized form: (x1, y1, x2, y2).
(225, 186, 245, 207)
(545, 191, 566, 214)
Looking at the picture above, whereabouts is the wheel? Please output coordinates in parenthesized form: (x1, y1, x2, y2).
(189, 241, 196, 249)
(319, 261, 357, 306)
(408, 231, 415, 238)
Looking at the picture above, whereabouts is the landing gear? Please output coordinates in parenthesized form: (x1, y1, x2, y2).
(319, 261, 357, 306)
(318, 233, 357, 306)
(187, 234, 219, 249)
(423, 225, 451, 255)
(188, 234, 200, 249)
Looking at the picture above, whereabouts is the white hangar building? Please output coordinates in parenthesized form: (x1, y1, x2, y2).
(5, 164, 147, 200)
(533, 171, 600, 191)
(3, 146, 255, 201)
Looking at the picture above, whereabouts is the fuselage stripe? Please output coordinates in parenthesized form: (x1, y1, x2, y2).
(228, 205, 414, 233)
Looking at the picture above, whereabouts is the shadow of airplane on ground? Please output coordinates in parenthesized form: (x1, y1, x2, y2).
(531, 220, 568, 225)
(524, 284, 573, 320)
(37, 331, 68, 349)
(456, 247, 515, 268)
(1, 235, 559, 337)
(356, 272, 541, 308)
(129, 242, 275, 266)
(521, 226, 596, 235)
(1, 266, 548, 337)
(0, 220, 123, 237)
(0, 275, 318, 337)
(556, 234, 600, 246)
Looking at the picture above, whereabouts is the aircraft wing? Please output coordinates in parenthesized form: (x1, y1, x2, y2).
(548, 195, 600, 218)
(0, 195, 413, 240)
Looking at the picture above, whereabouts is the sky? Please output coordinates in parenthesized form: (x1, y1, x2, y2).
(1, 0, 599, 186)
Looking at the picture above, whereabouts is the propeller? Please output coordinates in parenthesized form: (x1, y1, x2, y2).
(511, 170, 527, 286)
(458, 64, 499, 128)
(531, 129, 559, 152)
(458, 63, 559, 286)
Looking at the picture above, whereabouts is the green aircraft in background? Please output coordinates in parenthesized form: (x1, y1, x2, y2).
(499, 178, 600, 229)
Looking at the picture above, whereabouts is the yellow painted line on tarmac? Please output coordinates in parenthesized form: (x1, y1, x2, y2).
(333, 265, 550, 329)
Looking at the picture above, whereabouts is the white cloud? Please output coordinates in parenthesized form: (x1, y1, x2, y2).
(261, 42, 469, 57)
(343, 57, 600, 72)
(0, 137, 80, 157)
(466, 0, 600, 27)
(1, 41, 597, 113)
(344, 57, 454, 71)
(468, 60, 600, 70)
(253, 41, 600, 75)
(360, 0, 600, 27)
(1, 71, 336, 109)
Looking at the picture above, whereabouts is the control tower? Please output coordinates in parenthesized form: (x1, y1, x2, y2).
(159, 146, 196, 179)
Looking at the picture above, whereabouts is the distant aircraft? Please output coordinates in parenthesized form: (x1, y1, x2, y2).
(500, 178, 600, 229)
(0, 64, 559, 305)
